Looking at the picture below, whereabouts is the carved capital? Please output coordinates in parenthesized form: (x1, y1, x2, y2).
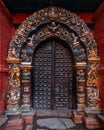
(88, 57, 100, 63)
(20, 65, 32, 70)
(6, 58, 21, 63)
(75, 63, 87, 69)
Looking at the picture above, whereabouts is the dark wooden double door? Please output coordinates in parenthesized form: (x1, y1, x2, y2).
(32, 39, 75, 109)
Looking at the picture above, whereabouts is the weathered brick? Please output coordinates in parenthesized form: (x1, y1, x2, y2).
(23, 116, 34, 124)
(73, 114, 83, 124)
(6, 118, 24, 127)
(6, 125, 24, 130)
(84, 117, 101, 125)
(85, 124, 95, 129)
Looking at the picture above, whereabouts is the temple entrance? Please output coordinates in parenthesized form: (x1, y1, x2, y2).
(6, 8, 100, 125)
(31, 39, 76, 110)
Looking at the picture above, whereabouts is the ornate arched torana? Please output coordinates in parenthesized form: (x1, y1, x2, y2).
(6, 7, 100, 112)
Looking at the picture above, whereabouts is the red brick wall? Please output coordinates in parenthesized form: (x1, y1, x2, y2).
(93, 2, 104, 113)
(0, 1, 12, 114)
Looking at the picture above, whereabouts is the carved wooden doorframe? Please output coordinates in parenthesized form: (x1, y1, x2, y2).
(6, 7, 100, 113)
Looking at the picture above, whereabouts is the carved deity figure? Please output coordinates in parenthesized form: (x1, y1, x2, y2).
(89, 48, 97, 58)
(23, 94, 30, 104)
(22, 69, 30, 80)
(7, 90, 20, 105)
(87, 63, 98, 86)
(77, 69, 85, 81)
(87, 87, 100, 108)
(47, 22, 60, 33)
(10, 64, 20, 80)
(21, 49, 30, 62)
(8, 47, 18, 58)
(9, 79, 20, 87)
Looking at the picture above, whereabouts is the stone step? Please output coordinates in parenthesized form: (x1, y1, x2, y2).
(6, 118, 24, 130)
(36, 109, 72, 117)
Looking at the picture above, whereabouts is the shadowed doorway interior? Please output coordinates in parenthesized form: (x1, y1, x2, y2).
(31, 38, 76, 110)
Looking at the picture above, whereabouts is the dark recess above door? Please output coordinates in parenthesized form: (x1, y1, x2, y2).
(3, 0, 103, 13)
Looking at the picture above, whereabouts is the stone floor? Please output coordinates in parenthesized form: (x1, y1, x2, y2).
(0, 110, 103, 130)
(0, 117, 103, 130)
(33, 117, 89, 130)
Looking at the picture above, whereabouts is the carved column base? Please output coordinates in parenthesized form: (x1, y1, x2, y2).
(77, 104, 85, 112)
(84, 107, 103, 129)
(22, 105, 31, 112)
(85, 107, 102, 117)
(72, 110, 84, 124)
(5, 108, 22, 116)
(6, 105, 20, 112)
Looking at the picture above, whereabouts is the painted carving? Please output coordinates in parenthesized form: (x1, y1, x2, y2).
(49, 7, 58, 19)
(10, 64, 20, 80)
(87, 87, 100, 108)
(8, 7, 97, 59)
(87, 63, 99, 86)
(24, 86, 30, 92)
(7, 64, 21, 109)
(8, 47, 19, 59)
(47, 22, 60, 32)
(21, 49, 30, 62)
(7, 89, 20, 106)
(77, 70, 85, 82)
(9, 64, 20, 89)
(9, 79, 20, 88)
(22, 69, 31, 80)
(88, 48, 97, 59)
(22, 94, 30, 104)
(20, 23, 87, 63)
(77, 93, 85, 104)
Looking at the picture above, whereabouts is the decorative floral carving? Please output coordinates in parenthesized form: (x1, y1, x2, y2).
(87, 87, 100, 108)
(8, 7, 97, 60)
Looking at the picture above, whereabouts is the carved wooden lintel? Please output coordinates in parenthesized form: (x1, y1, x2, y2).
(88, 57, 100, 63)
(6, 58, 21, 63)
(76, 63, 87, 69)
(20, 65, 32, 70)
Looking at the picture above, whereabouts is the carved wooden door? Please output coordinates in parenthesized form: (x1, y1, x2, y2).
(32, 39, 74, 109)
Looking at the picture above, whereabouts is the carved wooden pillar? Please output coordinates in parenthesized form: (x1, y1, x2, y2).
(21, 63, 32, 112)
(85, 57, 101, 113)
(76, 63, 87, 111)
(6, 58, 21, 113)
